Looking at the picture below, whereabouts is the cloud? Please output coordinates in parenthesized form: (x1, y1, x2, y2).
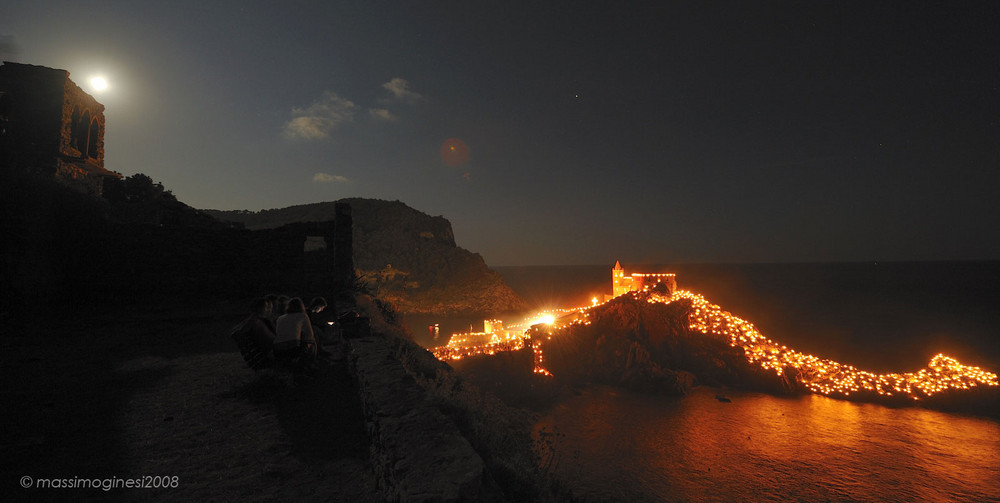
(368, 108, 398, 122)
(282, 82, 417, 138)
(381, 78, 422, 103)
(282, 91, 357, 140)
(313, 173, 350, 183)
(284, 116, 332, 140)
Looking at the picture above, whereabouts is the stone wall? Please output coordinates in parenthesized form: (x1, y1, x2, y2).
(0, 62, 117, 197)
(348, 335, 498, 502)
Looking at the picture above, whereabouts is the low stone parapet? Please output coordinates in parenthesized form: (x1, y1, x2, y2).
(348, 336, 494, 502)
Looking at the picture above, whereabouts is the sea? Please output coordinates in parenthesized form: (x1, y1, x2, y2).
(403, 261, 1000, 502)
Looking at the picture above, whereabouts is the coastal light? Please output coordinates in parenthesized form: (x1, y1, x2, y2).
(429, 287, 999, 404)
(670, 289, 999, 400)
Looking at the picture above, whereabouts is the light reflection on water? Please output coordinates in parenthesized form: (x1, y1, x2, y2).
(536, 386, 1000, 502)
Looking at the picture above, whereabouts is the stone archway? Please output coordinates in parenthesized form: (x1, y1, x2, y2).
(87, 118, 99, 159)
(74, 109, 92, 157)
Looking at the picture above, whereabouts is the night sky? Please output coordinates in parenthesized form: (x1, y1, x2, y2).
(3, 1, 998, 266)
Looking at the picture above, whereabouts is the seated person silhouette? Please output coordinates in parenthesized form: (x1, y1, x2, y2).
(273, 297, 318, 372)
(232, 297, 276, 370)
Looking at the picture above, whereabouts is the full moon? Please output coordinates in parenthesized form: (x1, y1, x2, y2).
(89, 76, 108, 92)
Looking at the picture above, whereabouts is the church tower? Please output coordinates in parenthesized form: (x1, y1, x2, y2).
(612, 260, 626, 297)
(610, 260, 676, 300)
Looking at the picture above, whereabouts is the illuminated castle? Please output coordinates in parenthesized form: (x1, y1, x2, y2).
(612, 260, 677, 298)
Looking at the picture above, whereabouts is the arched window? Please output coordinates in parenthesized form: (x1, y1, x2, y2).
(87, 119, 99, 159)
(71, 106, 82, 151)
(77, 110, 91, 157)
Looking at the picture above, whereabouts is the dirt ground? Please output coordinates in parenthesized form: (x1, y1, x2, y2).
(1, 302, 378, 502)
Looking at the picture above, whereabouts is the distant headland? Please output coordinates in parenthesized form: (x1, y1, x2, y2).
(204, 200, 528, 315)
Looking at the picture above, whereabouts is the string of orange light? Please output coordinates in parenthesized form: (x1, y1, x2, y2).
(430, 289, 999, 401)
(668, 290, 999, 400)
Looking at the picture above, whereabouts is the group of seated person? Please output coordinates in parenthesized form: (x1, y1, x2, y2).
(232, 294, 341, 374)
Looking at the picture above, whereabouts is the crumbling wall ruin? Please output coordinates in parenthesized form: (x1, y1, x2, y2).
(0, 61, 117, 197)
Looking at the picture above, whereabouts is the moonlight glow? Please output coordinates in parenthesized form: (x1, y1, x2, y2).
(89, 76, 108, 92)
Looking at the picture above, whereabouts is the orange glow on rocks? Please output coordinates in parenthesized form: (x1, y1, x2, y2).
(430, 289, 999, 403)
(669, 289, 999, 400)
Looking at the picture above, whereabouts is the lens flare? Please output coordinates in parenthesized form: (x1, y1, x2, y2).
(440, 138, 469, 167)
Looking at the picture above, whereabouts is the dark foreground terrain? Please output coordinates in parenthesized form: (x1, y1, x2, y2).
(1, 303, 376, 502)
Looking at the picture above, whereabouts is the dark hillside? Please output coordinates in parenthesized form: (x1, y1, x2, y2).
(1, 172, 343, 318)
(204, 199, 527, 315)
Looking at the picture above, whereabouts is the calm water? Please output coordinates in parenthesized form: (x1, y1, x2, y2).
(537, 385, 1000, 502)
(497, 262, 1000, 502)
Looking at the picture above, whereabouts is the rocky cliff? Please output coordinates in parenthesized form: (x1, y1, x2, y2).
(204, 199, 528, 316)
(538, 291, 801, 396)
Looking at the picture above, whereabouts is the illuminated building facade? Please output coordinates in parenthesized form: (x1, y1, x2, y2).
(445, 319, 513, 348)
(612, 260, 677, 298)
(0, 62, 119, 196)
(484, 319, 502, 334)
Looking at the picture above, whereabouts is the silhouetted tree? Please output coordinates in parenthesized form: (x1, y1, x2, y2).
(103, 173, 176, 203)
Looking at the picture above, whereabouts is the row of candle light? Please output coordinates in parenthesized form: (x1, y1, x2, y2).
(430, 337, 526, 361)
(666, 290, 999, 399)
(429, 288, 998, 401)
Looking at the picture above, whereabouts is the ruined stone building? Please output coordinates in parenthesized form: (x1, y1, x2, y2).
(0, 61, 119, 196)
